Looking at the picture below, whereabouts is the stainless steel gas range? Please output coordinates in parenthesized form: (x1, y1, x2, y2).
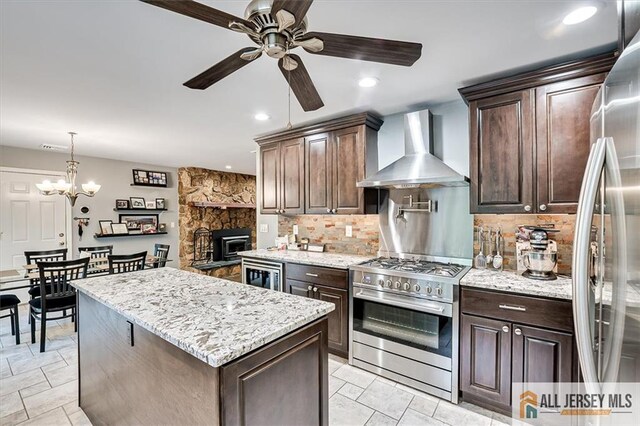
(349, 256, 470, 403)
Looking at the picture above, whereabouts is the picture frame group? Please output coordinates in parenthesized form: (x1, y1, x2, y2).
(132, 169, 168, 187)
(119, 214, 159, 234)
(99, 220, 129, 236)
(117, 197, 166, 210)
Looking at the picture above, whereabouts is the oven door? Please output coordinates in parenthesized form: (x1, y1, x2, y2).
(352, 287, 453, 360)
(241, 259, 282, 292)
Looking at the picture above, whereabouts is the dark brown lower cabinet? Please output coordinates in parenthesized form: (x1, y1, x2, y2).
(460, 288, 576, 415)
(284, 263, 349, 358)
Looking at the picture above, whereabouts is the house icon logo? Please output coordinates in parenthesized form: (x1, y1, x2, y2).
(520, 390, 538, 419)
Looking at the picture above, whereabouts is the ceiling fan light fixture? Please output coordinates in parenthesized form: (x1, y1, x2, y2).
(358, 77, 379, 88)
(563, 6, 598, 25)
(254, 112, 271, 121)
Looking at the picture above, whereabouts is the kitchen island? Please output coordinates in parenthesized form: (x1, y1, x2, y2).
(72, 268, 334, 426)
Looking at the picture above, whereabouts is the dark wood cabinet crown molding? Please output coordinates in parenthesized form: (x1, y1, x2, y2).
(254, 112, 383, 145)
(458, 50, 617, 104)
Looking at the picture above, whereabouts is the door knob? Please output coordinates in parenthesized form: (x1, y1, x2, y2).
(59, 233, 64, 237)
(524, 205, 531, 212)
(514, 328, 522, 336)
(502, 325, 510, 333)
(59, 241, 65, 246)
(539, 204, 547, 211)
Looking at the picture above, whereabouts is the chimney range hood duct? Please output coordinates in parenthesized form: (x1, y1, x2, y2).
(357, 110, 469, 189)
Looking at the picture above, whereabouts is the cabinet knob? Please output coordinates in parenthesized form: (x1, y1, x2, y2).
(539, 204, 547, 211)
(514, 328, 522, 336)
(281, 209, 285, 214)
(313, 287, 318, 293)
(502, 325, 510, 333)
(524, 205, 531, 212)
(326, 209, 331, 213)
(332, 209, 337, 214)
(307, 285, 313, 291)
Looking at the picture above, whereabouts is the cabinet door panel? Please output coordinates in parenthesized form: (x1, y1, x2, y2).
(536, 74, 605, 213)
(314, 284, 348, 357)
(332, 126, 364, 214)
(260, 143, 280, 214)
(285, 279, 311, 298)
(512, 324, 573, 384)
(280, 138, 305, 215)
(461, 314, 512, 407)
(470, 90, 534, 213)
(305, 133, 332, 214)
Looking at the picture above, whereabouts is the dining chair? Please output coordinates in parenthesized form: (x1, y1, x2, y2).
(30, 257, 89, 352)
(152, 244, 170, 268)
(24, 248, 68, 299)
(108, 251, 147, 274)
(0, 294, 21, 345)
(79, 245, 113, 275)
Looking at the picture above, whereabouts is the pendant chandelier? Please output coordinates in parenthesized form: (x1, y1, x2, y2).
(36, 132, 101, 206)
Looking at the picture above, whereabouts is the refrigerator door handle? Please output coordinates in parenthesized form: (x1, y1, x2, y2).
(573, 137, 606, 393)
(602, 137, 628, 388)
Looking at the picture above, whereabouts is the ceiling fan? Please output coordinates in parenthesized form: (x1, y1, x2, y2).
(140, 0, 423, 112)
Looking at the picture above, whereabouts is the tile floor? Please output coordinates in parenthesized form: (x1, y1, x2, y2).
(1, 306, 512, 425)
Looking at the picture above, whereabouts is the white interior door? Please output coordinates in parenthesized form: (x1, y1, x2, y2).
(0, 169, 69, 271)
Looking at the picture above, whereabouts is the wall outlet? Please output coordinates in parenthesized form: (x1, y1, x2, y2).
(345, 225, 353, 237)
(170, 222, 175, 228)
(293, 225, 299, 235)
(260, 224, 269, 233)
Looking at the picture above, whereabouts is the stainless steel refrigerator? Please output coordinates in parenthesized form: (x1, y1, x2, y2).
(573, 29, 640, 394)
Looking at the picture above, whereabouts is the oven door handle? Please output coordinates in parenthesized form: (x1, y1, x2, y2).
(353, 288, 450, 316)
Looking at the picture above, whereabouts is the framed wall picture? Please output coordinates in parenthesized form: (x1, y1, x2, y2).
(145, 200, 156, 209)
(130, 197, 146, 209)
(142, 223, 157, 234)
(111, 223, 129, 235)
(132, 169, 168, 187)
(158, 223, 167, 232)
(155, 198, 165, 209)
(99, 220, 113, 235)
(119, 214, 159, 234)
(115, 199, 129, 209)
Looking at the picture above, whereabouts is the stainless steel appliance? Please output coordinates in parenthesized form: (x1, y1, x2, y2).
(522, 228, 558, 280)
(241, 258, 283, 291)
(573, 29, 640, 395)
(350, 258, 470, 403)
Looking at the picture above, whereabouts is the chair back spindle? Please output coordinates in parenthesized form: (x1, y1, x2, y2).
(108, 251, 147, 274)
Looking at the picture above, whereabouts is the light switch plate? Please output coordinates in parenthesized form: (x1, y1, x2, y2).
(293, 225, 299, 235)
(346, 225, 353, 237)
(260, 224, 269, 233)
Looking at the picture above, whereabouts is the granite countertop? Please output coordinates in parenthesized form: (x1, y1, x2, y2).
(238, 249, 375, 270)
(460, 268, 573, 300)
(72, 268, 334, 367)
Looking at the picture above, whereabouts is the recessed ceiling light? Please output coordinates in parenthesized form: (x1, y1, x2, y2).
(358, 77, 379, 88)
(563, 6, 597, 25)
(225, 165, 232, 170)
(254, 113, 270, 121)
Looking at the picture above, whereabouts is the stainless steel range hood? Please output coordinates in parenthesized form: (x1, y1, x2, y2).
(357, 110, 469, 189)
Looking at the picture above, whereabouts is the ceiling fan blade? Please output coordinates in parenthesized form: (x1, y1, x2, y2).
(140, 0, 253, 30)
(301, 32, 422, 66)
(184, 48, 259, 90)
(271, 0, 313, 28)
(281, 55, 298, 71)
(278, 54, 324, 112)
(275, 9, 296, 32)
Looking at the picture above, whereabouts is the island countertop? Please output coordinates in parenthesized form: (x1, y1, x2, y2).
(238, 249, 375, 270)
(72, 267, 334, 367)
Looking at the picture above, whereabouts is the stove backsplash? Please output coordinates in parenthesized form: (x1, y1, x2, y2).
(379, 186, 473, 262)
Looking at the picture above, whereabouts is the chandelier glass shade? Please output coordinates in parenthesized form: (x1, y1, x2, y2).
(36, 132, 101, 206)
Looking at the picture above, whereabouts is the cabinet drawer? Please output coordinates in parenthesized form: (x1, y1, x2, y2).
(461, 288, 573, 332)
(286, 263, 348, 289)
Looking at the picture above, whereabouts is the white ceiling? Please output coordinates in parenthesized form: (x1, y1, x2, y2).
(0, 1, 617, 175)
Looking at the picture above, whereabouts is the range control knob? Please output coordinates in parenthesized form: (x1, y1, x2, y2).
(394, 281, 401, 289)
(402, 282, 411, 291)
(413, 284, 421, 292)
(426, 286, 433, 294)
(377, 279, 384, 287)
(436, 286, 443, 296)
(385, 280, 392, 288)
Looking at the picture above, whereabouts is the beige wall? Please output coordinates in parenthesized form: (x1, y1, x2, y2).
(0, 145, 179, 267)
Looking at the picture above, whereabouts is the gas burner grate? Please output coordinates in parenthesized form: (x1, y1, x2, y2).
(361, 257, 464, 277)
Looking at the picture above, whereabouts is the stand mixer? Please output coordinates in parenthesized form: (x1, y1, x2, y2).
(522, 228, 558, 280)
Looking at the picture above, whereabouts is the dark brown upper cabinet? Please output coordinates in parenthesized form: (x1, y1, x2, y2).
(460, 51, 615, 214)
(535, 74, 606, 213)
(256, 113, 382, 215)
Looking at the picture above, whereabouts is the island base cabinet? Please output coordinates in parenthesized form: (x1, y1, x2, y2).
(78, 292, 329, 426)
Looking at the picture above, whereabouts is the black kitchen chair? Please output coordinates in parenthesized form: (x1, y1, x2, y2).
(24, 248, 68, 299)
(151, 244, 170, 268)
(0, 294, 21, 345)
(79, 245, 113, 275)
(30, 257, 89, 352)
(108, 251, 147, 274)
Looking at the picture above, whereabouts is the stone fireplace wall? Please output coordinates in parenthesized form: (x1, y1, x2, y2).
(178, 167, 256, 278)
